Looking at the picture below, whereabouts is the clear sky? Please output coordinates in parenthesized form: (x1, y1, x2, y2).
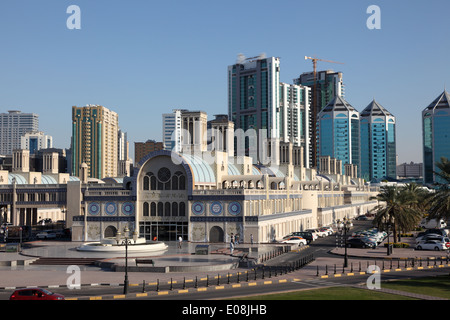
(1, 0, 449, 164)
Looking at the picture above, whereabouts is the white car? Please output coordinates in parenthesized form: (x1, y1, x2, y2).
(36, 231, 57, 240)
(415, 240, 450, 251)
(416, 234, 449, 243)
(306, 228, 328, 238)
(281, 236, 308, 247)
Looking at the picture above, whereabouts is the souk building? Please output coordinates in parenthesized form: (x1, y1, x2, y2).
(0, 111, 379, 243)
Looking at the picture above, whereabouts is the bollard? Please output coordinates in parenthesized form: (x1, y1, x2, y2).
(183, 277, 186, 290)
(325, 265, 328, 275)
(227, 272, 230, 284)
(334, 264, 337, 274)
(237, 272, 240, 283)
(156, 279, 160, 292)
(170, 278, 173, 291)
(359, 261, 362, 272)
(195, 276, 198, 288)
(246, 270, 249, 282)
(316, 265, 319, 277)
(217, 274, 220, 286)
(206, 275, 209, 287)
(142, 280, 146, 293)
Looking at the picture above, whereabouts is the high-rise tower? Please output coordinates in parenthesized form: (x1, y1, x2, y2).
(71, 105, 119, 179)
(422, 90, 450, 184)
(316, 96, 360, 175)
(360, 99, 396, 181)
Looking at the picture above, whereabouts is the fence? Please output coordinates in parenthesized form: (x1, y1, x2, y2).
(136, 253, 315, 293)
(315, 256, 450, 277)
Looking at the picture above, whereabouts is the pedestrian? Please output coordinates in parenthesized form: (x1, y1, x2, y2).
(250, 234, 254, 245)
(230, 239, 234, 255)
(178, 236, 183, 249)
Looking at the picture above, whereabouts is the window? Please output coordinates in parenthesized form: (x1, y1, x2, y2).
(143, 202, 149, 216)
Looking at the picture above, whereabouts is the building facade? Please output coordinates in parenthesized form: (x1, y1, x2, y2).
(20, 131, 53, 155)
(0, 110, 39, 156)
(422, 90, 450, 184)
(316, 96, 361, 176)
(71, 105, 119, 179)
(228, 55, 281, 162)
(279, 82, 311, 167)
(134, 140, 164, 165)
(360, 100, 396, 181)
(162, 109, 184, 152)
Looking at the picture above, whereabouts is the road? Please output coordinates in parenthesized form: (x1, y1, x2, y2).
(1, 220, 448, 300)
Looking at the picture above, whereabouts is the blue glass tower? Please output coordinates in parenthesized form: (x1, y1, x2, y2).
(422, 90, 450, 184)
(359, 100, 396, 182)
(316, 96, 360, 175)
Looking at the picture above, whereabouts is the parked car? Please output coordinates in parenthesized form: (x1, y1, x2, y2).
(284, 232, 317, 243)
(415, 240, 450, 251)
(416, 234, 450, 243)
(281, 236, 307, 247)
(346, 238, 374, 248)
(36, 231, 57, 239)
(306, 228, 328, 238)
(356, 215, 368, 221)
(9, 288, 65, 300)
(320, 227, 334, 235)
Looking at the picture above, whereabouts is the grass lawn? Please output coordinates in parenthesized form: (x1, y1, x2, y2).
(233, 287, 416, 300)
(381, 275, 450, 299)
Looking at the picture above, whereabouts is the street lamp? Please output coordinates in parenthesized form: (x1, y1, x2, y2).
(336, 218, 351, 268)
(116, 226, 138, 294)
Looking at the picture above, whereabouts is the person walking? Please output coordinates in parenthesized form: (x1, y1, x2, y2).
(178, 236, 183, 249)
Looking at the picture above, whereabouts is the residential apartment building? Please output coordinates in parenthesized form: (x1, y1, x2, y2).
(279, 82, 311, 167)
(134, 140, 164, 165)
(20, 131, 53, 155)
(228, 55, 281, 162)
(71, 105, 119, 179)
(0, 110, 39, 155)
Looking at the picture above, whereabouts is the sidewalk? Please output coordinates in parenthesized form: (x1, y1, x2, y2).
(0, 238, 448, 291)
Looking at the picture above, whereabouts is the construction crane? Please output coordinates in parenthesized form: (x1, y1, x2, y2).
(304, 56, 344, 168)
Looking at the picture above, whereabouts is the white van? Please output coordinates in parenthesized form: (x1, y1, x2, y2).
(419, 219, 447, 229)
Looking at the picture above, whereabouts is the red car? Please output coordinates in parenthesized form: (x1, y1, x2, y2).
(9, 288, 65, 300)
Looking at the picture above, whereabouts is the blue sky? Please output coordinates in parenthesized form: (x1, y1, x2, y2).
(1, 0, 449, 163)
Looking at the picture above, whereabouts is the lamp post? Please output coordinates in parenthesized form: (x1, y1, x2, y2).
(336, 218, 351, 268)
(116, 226, 137, 294)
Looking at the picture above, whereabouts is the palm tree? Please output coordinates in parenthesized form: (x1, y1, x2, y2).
(371, 186, 422, 242)
(427, 157, 450, 221)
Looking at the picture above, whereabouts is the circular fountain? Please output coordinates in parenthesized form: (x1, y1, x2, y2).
(76, 237, 168, 253)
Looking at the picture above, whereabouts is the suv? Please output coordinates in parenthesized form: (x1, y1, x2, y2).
(285, 231, 317, 243)
(306, 228, 328, 238)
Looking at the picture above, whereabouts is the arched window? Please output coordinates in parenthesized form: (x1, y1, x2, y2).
(143, 176, 150, 191)
(172, 175, 178, 190)
(143, 202, 149, 216)
(179, 202, 186, 216)
(151, 202, 156, 216)
(157, 202, 163, 216)
(165, 202, 171, 216)
(172, 202, 178, 216)
(150, 175, 156, 190)
(179, 175, 186, 190)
